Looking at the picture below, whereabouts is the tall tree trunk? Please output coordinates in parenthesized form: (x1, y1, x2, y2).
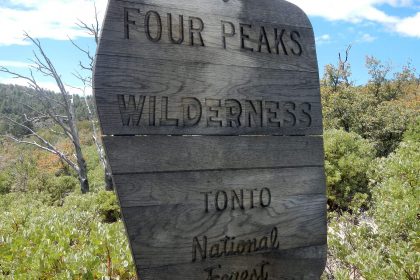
(105, 167, 114, 191)
(70, 95, 90, 193)
(75, 143, 90, 193)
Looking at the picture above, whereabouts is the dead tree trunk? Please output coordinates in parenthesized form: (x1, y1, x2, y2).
(82, 93, 114, 191)
(0, 33, 90, 193)
(72, 5, 115, 191)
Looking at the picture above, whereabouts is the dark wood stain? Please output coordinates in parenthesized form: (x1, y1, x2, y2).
(94, 0, 327, 279)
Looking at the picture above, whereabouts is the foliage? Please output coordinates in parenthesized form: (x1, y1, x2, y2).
(0, 170, 12, 194)
(96, 190, 121, 223)
(0, 192, 136, 279)
(322, 46, 352, 92)
(325, 131, 420, 279)
(324, 129, 375, 211)
(322, 83, 418, 156)
(83, 144, 106, 192)
(322, 61, 418, 156)
(403, 116, 420, 142)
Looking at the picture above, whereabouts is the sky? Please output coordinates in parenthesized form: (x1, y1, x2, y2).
(0, 0, 419, 94)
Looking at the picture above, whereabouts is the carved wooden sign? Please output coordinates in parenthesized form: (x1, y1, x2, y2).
(94, 0, 327, 279)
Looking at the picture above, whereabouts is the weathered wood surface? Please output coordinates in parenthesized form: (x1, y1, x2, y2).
(103, 136, 324, 174)
(136, 246, 327, 280)
(94, 0, 327, 279)
(94, 0, 322, 136)
(113, 167, 327, 272)
(95, 57, 322, 136)
(113, 166, 325, 207)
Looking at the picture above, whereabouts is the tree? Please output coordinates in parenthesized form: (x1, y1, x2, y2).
(324, 129, 375, 211)
(70, 5, 114, 191)
(0, 33, 90, 193)
(322, 45, 352, 92)
(365, 56, 391, 99)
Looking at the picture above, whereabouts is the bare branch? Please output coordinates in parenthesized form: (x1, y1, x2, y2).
(76, 2, 100, 45)
(0, 114, 79, 172)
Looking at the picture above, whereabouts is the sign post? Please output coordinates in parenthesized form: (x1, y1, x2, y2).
(94, 0, 327, 278)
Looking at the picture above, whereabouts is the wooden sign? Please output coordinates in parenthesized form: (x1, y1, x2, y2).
(94, 0, 327, 279)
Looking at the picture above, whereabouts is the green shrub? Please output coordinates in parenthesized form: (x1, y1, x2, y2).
(83, 145, 106, 192)
(96, 190, 121, 223)
(322, 86, 415, 156)
(0, 170, 12, 194)
(0, 192, 136, 279)
(325, 138, 419, 279)
(45, 175, 78, 205)
(324, 129, 376, 211)
(403, 116, 420, 142)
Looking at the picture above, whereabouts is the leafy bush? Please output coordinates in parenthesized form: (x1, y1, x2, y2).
(322, 87, 414, 156)
(0, 169, 12, 194)
(325, 137, 419, 279)
(403, 116, 420, 142)
(324, 129, 376, 211)
(96, 190, 121, 223)
(83, 145, 106, 192)
(0, 192, 136, 279)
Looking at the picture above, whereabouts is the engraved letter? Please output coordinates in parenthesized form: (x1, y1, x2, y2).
(160, 97, 179, 126)
(192, 236, 207, 262)
(240, 270, 249, 280)
(245, 100, 263, 127)
(231, 189, 244, 210)
(270, 227, 280, 249)
(204, 265, 222, 280)
(290, 31, 303, 56)
(124, 8, 140, 40)
(274, 28, 288, 55)
(182, 97, 202, 127)
(215, 191, 228, 211)
(240, 23, 253, 52)
(168, 13, 184, 44)
(145, 11, 162, 42)
(189, 17, 205, 46)
(249, 189, 257, 209)
(202, 191, 213, 213)
(265, 101, 281, 127)
(118, 94, 145, 126)
(257, 26, 271, 53)
(299, 102, 312, 127)
(210, 244, 220, 258)
(226, 99, 242, 128)
(283, 102, 297, 127)
(149, 96, 156, 126)
(260, 188, 271, 208)
(258, 237, 268, 251)
(260, 261, 270, 280)
(206, 99, 224, 127)
(221, 20, 236, 49)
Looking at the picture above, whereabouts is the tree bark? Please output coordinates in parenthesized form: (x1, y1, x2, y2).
(0, 34, 91, 194)
(104, 168, 114, 191)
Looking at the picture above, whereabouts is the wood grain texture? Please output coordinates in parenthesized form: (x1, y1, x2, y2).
(112, 0, 313, 28)
(113, 167, 327, 277)
(113, 167, 326, 208)
(95, 56, 322, 136)
(137, 246, 327, 280)
(103, 136, 324, 174)
(94, 0, 327, 278)
(121, 195, 326, 267)
(94, 0, 322, 136)
(97, 0, 316, 71)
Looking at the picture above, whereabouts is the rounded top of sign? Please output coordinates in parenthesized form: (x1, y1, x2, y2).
(214, 0, 313, 28)
(101, 0, 313, 29)
(94, 0, 321, 136)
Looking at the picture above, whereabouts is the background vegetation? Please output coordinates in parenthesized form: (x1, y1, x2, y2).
(0, 56, 419, 279)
